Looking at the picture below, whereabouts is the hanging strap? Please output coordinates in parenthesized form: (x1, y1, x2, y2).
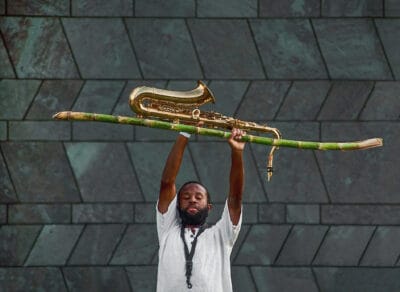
(180, 224, 207, 289)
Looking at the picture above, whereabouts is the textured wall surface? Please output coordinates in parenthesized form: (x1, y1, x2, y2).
(1, 0, 400, 291)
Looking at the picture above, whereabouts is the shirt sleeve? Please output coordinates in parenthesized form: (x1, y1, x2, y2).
(214, 200, 242, 247)
(156, 195, 180, 241)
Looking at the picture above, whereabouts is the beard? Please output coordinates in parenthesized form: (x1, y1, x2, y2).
(178, 206, 209, 226)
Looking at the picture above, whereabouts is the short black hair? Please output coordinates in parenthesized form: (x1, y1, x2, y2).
(177, 181, 212, 205)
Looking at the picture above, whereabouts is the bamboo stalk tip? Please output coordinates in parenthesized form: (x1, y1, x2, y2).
(52, 111, 69, 120)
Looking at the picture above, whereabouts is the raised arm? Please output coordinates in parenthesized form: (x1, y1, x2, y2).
(227, 128, 246, 225)
(158, 134, 189, 214)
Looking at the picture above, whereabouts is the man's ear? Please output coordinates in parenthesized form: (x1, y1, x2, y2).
(207, 204, 212, 211)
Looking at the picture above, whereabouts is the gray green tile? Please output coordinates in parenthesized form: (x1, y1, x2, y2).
(7, 0, 70, 15)
(0, 205, 5, 223)
(0, 17, 78, 78)
(386, 0, 400, 16)
(317, 122, 397, 203)
(277, 81, 331, 121)
(62, 18, 140, 79)
(313, 226, 374, 265)
(251, 19, 327, 79)
(0, 148, 18, 203)
(197, 0, 257, 17)
(251, 267, 319, 292)
(110, 224, 158, 264)
(63, 267, 131, 292)
(188, 19, 265, 79)
(360, 82, 400, 120)
(135, 0, 195, 17)
(318, 81, 373, 120)
(134, 203, 156, 223)
(72, 203, 133, 223)
(25, 225, 83, 266)
(313, 19, 392, 79)
(26, 80, 83, 120)
(276, 225, 328, 265)
(231, 266, 257, 292)
(287, 204, 319, 224)
(259, 204, 285, 223)
(2, 142, 80, 202)
(0, 122, 5, 141)
(235, 224, 291, 265)
(259, 0, 320, 17)
(360, 226, 400, 266)
(321, 0, 383, 16)
(236, 81, 291, 120)
(8, 204, 71, 224)
(0, 225, 42, 266)
(71, 0, 133, 16)
(0, 79, 41, 120)
(65, 142, 142, 202)
(72, 122, 134, 141)
(68, 224, 125, 265)
(125, 19, 202, 79)
(0, 36, 14, 78)
(9, 121, 70, 141)
(125, 266, 157, 292)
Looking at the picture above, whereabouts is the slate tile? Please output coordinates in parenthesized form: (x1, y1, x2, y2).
(322, 205, 400, 225)
(312, 19, 392, 79)
(135, 203, 156, 223)
(135, 126, 178, 141)
(317, 122, 397, 203)
(235, 224, 291, 265)
(231, 266, 257, 292)
(318, 81, 373, 120)
(190, 142, 266, 203)
(242, 204, 258, 223)
(188, 19, 265, 79)
(125, 19, 202, 79)
(287, 204, 319, 224)
(135, 0, 195, 16)
(63, 267, 131, 292)
(25, 225, 83, 266)
(0, 17, 78, 78)
(277, 81, 331, 121)
(313, 225, 374, 265)
(231, 224, 250, 260)
(26, 80, 83, 120)
(207, 203, 225, 224)
(0, 35, 15, 78)
(259, 0, 320, 17)
(9, 121, 70, 141)
(110, 224, 158, 264)
(68, 224, 125, 265)
(375, 19, 400, 80)
(73, 203, 133, 223)
(259, 203, 285, 223)
(386, 0, 400, 16)
(0, 205, 5, 223)
(236, 81, 290, 121)
(113, 80, 167, 117)
(71, 0, 133, 16)
(0, 148, 18, 203)
(125, 266, 157, 291)
(0, 79, 41, 120)
(360, 226, 400, 266)
(2, 142, 80, 202)
(276, 225, 328, 265)
(0, 122, 6, 140)
(0, 268, 68, 291)
(126, 142, 198, 202)
(251, 267, 319, 292)
(251, 19, 327, 79)
(0, 225, 41, 266)
(321, 0, 383, 16)
(62, 18, 140, 79)
(72, 81, 125, 113)
(251, 122, 328, 203)
(73, 122, 133, 141)
(360, 82, 400, 120)
(0, 0, 4, 14)
(7, 0, 70, 16)
(197, 0, 257, 17)
(314, 267, 400, 292)
(65, 142, 142, 202)
(8, 204, 71, 224)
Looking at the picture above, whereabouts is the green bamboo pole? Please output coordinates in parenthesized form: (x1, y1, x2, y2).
(53, 111, 383, 150)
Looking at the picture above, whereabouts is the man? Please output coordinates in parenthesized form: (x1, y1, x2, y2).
(156, 128, 246, 292)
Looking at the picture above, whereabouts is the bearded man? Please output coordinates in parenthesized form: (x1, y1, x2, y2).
(156, 128, 246, 292)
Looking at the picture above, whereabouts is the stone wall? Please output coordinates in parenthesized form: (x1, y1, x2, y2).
(1, 0, 399, 291)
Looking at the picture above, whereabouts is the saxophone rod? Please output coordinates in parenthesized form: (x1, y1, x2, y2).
(53, 111, 383, 151)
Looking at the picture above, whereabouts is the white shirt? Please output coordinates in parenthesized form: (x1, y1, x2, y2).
(156, 196, 242, 292)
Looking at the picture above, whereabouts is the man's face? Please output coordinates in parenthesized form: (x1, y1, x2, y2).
(178, 183, 211, 215)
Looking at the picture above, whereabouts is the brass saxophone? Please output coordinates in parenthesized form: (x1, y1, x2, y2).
(129, 80, 282, 178)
